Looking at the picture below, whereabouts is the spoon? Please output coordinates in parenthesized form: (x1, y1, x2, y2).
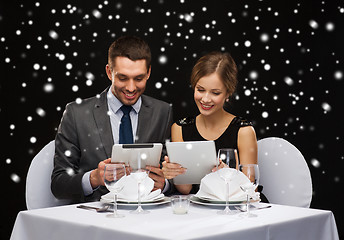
(77, 205, 111, 212)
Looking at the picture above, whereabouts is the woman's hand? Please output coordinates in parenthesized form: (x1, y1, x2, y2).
(211, 159, 226, 172)
(162, 156, 187, 179)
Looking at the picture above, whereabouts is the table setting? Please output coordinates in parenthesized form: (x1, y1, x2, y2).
(93, 148, 263, 218)
(10, 148, 340, 240)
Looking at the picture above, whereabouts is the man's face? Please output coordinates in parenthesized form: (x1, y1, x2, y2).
(106, 56, 150, 106)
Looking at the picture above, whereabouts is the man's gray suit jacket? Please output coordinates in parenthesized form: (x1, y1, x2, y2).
(51, 87, 173, 202)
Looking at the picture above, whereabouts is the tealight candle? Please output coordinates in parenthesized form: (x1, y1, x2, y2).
(171, 196, 190, 215)
(173, 205, 188, 214)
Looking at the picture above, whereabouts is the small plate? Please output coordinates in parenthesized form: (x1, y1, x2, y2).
(191, 196, 255, 206)
(100, 196, 169, 206)
(101, 192, 164, 203)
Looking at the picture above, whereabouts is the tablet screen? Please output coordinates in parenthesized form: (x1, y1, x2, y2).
(166, 141, 217, 184)
(111, 143, 163, 168)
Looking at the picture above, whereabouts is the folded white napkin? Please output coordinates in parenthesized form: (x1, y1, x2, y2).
(195, 169, 260, 201)
(102, 175, 164, 202)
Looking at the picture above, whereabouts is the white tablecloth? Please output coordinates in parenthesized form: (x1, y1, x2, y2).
(11, 201, 339, 240)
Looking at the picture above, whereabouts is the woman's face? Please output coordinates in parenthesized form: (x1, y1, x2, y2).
(194, 73, 229, 116)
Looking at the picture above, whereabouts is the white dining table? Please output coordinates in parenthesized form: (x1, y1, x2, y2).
(10, 200, 339, 240)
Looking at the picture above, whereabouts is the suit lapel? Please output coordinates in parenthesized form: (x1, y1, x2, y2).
(93, 87, 114, 158)
(136, 95, 152, 143)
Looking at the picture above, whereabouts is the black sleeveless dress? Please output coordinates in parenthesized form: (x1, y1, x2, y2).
(175, 115, 268, 202)
(177, 116, 253, 155)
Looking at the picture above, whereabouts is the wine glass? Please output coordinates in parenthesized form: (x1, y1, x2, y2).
(216, 148, 239, 215)
(238, 164, 260, 217)
(103, 163, 127, 218)
(129, 152, 150, 214)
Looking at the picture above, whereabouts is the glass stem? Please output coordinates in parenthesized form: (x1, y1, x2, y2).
(246, 193, 250, 215)
(225, 181, 230, 211)
(138, 182, 142, 209)
(114, 194, 118, 215)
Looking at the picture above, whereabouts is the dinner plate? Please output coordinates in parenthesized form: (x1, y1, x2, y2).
(100, 196, 170, 206)
(100, 194, 165, 204)
(191, 196, 256, 206)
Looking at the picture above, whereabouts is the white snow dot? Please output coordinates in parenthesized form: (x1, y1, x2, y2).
(244, 89, 251, 96)
(264, 64, 271, 71)
(30, 137, 37, 143)
(159, 55, 168, 64)
(249, 71, 258, 80)
(309, 20, 319, 29)
(184, 14, 193, 22)
(10, 124, 15, 130)
(66, 63, 73, 70)
(155, 82, 162, 89)
(85, 72, 95, 80)
(140, 153, 148, 160)
(262, 111, 269, 118)
(86, 79, 93, 86)
(11, 173, 21, 183)
(311, 158, 320, 168)
(92, 9, 102, 18)
(58, 54, 65, 61)
(36, 108, 46, 117)
(33, 63, 40, 70)
(284, 76, 294, 86)
(325, 22, 335, 31)
(260, 33, 269, 42)
(6, 158, 12, 164)
(244, 40, 251, 47)
(186, 143, 193, 150)
(43, 83, 54, 93)
(72, 85, 79, 92)
(334, 70, 343, 80)
(49, 30, 59, 39)
(65, 150, 72, 157)
(321, 102, 331, 112)
(66, 167, 74, 176)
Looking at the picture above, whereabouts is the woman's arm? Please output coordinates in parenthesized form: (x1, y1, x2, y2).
(162, 123, 193, 194)
(237, 126, 258, 165)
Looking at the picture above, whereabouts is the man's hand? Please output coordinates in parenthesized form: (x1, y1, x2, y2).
(90, 158, 111, 189)
(162, 156, 187, 179)
(146, 165, 166, 191)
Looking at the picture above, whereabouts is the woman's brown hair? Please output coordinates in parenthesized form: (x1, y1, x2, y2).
(190, 51, 238, 96)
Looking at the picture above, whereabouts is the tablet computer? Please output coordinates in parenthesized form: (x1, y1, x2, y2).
(111, 143, 163, 168)
(166, 141, 217, 184)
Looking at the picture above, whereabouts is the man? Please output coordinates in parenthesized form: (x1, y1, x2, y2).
(51, 36, 173, 202)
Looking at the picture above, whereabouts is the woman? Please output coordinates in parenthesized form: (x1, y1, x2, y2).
(162, 51, 258, 195)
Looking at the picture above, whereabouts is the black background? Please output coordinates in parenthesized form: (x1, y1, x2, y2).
(1, 0, 343, 239)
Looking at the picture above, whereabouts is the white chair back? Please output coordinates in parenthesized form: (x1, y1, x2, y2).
(26, 140, 71, 209)
(258, 137, 312, 208)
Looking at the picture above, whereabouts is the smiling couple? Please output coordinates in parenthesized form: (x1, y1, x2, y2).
(51, 35, 257, 202)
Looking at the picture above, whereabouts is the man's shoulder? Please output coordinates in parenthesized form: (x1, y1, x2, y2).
(66, 88, 107, 109)
(141, 95, 171, 108)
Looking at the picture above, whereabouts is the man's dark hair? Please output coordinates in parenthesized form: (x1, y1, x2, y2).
(108, 35, 151, 72)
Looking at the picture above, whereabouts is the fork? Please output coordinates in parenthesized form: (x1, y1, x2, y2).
(77, 205, 111, 212)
